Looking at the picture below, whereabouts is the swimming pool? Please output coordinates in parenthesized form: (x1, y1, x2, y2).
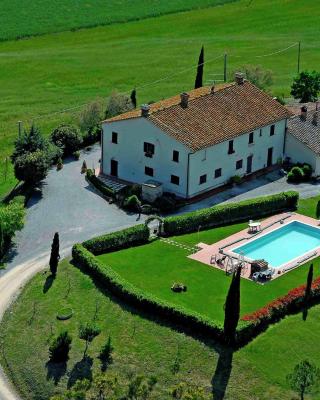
(232, 221, 320, 268)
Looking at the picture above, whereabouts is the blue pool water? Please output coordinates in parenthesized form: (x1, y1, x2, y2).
(233, 221, 320, 267)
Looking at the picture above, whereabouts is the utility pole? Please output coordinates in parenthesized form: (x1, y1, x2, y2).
(224, 53, 227, 83)
(18, 121, 22, 138)
(297, 41, 301, 74)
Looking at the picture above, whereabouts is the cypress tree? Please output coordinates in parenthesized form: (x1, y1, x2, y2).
(130, 89, 137, 108)
(49, 232, 60, 277)
(304, 263, 313, 305)
(223, 266, 241, 345)
(194, 46, 204, 89)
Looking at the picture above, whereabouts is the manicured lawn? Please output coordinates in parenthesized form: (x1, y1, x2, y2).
(97, 196, 320, 323)
(0, 259, 294, 400)
(0, 0, 236, 41)
(0, 0, 319, 198)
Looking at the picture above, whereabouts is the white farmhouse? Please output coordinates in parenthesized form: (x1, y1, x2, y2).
(101, 74, 291, 199)
(285, 106, 320, 175)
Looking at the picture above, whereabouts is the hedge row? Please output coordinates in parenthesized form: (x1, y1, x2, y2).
(239, 275, 320, 340)
(72, 244, 227, 341)
(86, 169, 115, 199)
(163, 191, 299, 235)
(82, 224, 150, 255)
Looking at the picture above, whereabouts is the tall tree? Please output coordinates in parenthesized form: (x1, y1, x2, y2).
(130, 89, 137, 108)
(194, 46, 204, 89)
(223, 266, 241, 344)
(49, 232, 60, 277)
(291, 71, 320, 103)
(304, 263, 313, 305)
(11, 125, 47, 163)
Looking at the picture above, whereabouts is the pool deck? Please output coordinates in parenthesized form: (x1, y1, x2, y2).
(189, 212, 320, 281)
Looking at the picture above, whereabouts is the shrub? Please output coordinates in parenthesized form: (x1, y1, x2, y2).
(104, 91, 134, 119)
(11, 125, 48, 163)
(79, 100, 102, 133)
(163, 191, 298, 236)
(230, 175, 242, 185)
(79, 323, 101, 358)
(171, 283, 187, 293)
(82, 125, 102, 146)
(56, 157, 63, 171)
(302, 163, 312, 179)
(287, 166, 305, 183)
(86, 169, 115, 198)
(291, 71, 320, 103)
(82, 224, 149, 255)
(49, 331, 72, 362)
(124, 195, 141, 211)
(98, 336, 113, 365)
(51, 124, 83, 156)
(73, 150, 80, 160)
(14, 149, 50, 186)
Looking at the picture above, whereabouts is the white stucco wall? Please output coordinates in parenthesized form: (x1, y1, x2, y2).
(285, 133, 320, 174)
(102, 118, 191, 197)
(102, 117, 287, 199)
(187, 120, 287, 197)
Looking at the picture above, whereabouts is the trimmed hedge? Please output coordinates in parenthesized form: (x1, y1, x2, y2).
(72, 243, 225, 342)
(163, 191, 299, 235)
(86, 169, 115, 198)
(83, 224, 150, 255)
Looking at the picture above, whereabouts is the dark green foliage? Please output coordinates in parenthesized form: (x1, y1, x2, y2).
(316, 200, 320, 219)
(78, 323, 101, 357)
(127, 375, 157, 400)
(304, 264, 313, 304)
(130, 89, 137, 108)
(49, 331, 72, 362)
(163, 191, 299, 235)
(286, 360, 319, 400)
(79, 101, 102, 133)
(51, 124, 83, 156)
(86, 169, 115, 198)
(49, 232, 60, 277)
(14, 150, 50, 185)
(123, 195, 141, 211)
(98, 336, 113, 368)
(287, 164, 312, 183)
(291, 71, 320, 102)
(0, 199, 25, 259)
(302, 164, 312, 179)
(104, 91, 133, 119)
(11, 125, 47, 163)
(194, 45, 204, 89)
(82, 126, 102, 146)
(82, 224, 149, 255)
(223, 267, 241, 345)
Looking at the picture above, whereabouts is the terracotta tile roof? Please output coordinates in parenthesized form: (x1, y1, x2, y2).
(104, 81, 292, 151)
(288, 112, 320, 155)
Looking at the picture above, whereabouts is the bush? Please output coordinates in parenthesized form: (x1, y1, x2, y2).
(171, 283, 187, 293)
(287, 164, 312, 183)
(302, 163, 312, 179)
(86, 169, 115, 198)
(14, 149, 50, 186)
(51, 124, 83, 156)
(49, 331, 72, 362)
(82, 125, 102, 147)
(82, 224, 149, 255)
(230, 175, 242, 185)
(123, 195, 141, 211)
(72, 244, 224, 342)
(79, 101, 102, 133)
(73, 150, 80, 160)
(105, 91, 134, 119)
(11, 125, 48, 163)
(163, 191, 299, 236)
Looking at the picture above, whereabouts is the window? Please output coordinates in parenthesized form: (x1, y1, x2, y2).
(112, 131, 118, 144)
(199, 174, 207, 184)
(171, 175, 180, 185)
(145, 166, 153, 177)
(270, 125, 275, 136)
(259, 129, 262, 137)
(144, 142, 155, 157)
(236, 159, 243, 170)
(172, 150, 179, 162)
(228, 140, 235, 154)
(214, 168, 222, 178)
(248, 132, 254, 144)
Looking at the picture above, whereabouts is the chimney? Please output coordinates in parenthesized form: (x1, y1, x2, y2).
(141, 104, 150, 118)
(312, 111, 318, 126)
(235, 72, 244, 85)
(211, 84, 215, 94)
(180, 92, 190, 108)
(300, 105, 307, 121)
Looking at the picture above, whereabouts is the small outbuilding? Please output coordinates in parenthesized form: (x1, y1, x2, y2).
(141, 180, 163, 203)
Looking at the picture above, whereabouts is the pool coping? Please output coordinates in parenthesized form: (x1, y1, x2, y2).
(189, 212, 320, 282)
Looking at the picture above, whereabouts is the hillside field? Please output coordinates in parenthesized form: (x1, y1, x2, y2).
(0, 0, 319, 198)
(0, 0, 236, 41)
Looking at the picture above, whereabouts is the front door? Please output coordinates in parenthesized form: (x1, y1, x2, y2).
(246, 155, 253, 174)
(110, 159, 118, 177)
(267, 147, 273, 167)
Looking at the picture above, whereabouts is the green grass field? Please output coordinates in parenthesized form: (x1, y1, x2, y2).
(0, 0, 319, 199)
(0, 0, 236, 41)
(97, 197, 320, 323)
(2, 258, 319, 400)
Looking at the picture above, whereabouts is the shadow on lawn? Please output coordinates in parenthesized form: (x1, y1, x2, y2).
(67, 356, 93, 388)
(43, 274, 55, 293)
(71, 259, 235, 399)
(46, 360, 67, 385)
